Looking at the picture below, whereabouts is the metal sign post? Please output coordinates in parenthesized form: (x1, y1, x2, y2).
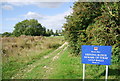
(105, 65, 108, 81)
(81, 45, 112, 80)
(83, 64, 85, 81)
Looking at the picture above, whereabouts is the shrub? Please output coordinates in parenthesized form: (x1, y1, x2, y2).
(63, 2, 119, 55)
(2, 32, 12, 37)
(112, 45, 120, 64)
(48, 43, 61, 49)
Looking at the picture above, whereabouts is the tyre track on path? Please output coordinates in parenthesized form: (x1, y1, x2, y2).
(42, 45, 68, 78)
(12, 42, 68, 79)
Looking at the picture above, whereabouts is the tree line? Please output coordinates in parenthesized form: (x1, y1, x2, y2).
(2, 19, 62, 37)
(63, 1, 119, 61)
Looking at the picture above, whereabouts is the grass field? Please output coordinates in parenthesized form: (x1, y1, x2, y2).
(47, 49, 120, 79)
(1, 36, 64, 79)
(1, 36, 120, 79)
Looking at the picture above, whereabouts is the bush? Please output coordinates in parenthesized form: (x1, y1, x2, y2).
(2, 32, 12, 37)
(63, 2, 119, 55)
(112, 45, 120, 64)
(48, 43, 61, 49)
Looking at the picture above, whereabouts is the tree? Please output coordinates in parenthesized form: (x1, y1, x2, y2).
(45, 29, 54, 36)
(86, 2, 119, 46)
(63, 2, 119, 55)
(55, 30, 59, 36)
(2, 32, 12, 37)
(50, 29, 54, 35)
(13, 19, 46, 36)
(64, 2, 103, 54)
(46, 29, 51, 36)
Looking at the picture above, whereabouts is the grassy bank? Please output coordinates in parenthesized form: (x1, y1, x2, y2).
(46, 48, 120, 79)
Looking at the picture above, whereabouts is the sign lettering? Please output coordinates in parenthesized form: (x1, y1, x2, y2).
(81, 45, 112, 65)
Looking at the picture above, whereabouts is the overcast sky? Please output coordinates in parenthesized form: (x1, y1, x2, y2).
(1, 1, 74, 33)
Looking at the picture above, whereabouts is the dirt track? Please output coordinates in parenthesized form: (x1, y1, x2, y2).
(12, 42, 68, 79)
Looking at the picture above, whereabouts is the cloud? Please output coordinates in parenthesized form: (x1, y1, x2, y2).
(24, 12, 44, 19)
(1, 0, 70, 3)
(40, 9, 72, 31)
(2, 9, 72, 33)
(24, 9, 72, 31)
(35, 2, 63, 8)
(2, 5, 13, 10)
(7, 2, 64, 8)
(1, 0, 73, 9)
(1, 0, 118, 3)
(1, 1, 66, 9)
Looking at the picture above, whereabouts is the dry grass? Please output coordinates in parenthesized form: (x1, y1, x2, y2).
(1, 36, 64, 79)
(1, 36, 64, 62)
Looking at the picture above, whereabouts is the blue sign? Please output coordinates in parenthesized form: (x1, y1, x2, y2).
(81, 45, 112, 65)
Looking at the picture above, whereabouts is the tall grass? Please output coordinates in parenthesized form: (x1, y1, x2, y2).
(1, 36, 64, 79)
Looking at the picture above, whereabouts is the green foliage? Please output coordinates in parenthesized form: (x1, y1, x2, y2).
(55, 30, 59, 36)
(54, 30, 62, 36)
(86, 2, 119, 46)
(46, 29, 54, 36)
(3, 18, 62, 37)
(63, 2, 120, 55)
(64, 2, 103, 54)
(45, 29, 62, 36)
(48, 43, 61, 49)
(2, 32, 12, 37)
(112, 45, 120, 64)
(13, 19, 46, 36)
